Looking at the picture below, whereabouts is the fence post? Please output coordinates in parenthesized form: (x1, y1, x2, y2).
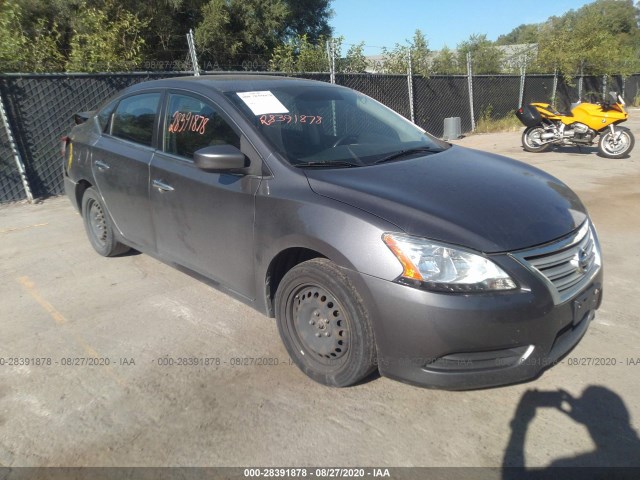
(518, 55, 527, 108)
(466, 52, 475, 132)
(551, 68, 558, 106)
(326, 39, 336, 84)
(407, 50, 415, 123)
(187, 29, 200, 76)
(602, 74, 608, 99)
(578, 62, 584, 100)
(0, 90, 33, 203)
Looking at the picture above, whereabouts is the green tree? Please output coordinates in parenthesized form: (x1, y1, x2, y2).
(382, 29, 430, 75)
(282, 0, 332, 43)
(269, 34, 333, 72)
(457, 34, 504, 74)
(495, 24, 540, 45)
(430, 45, 460, 74)
(196, 0, 333, 70)
(0, 0, 64, 72)
(537, 0, 640, 77)
(2, 0, 333, 72)
(117, 0, 208, 68)
(0, 0, 27, 72)
(27, 18, 65, 72)
(196, 0, 288, 69)
(269, 39, 297, 73)
(340, 42, 368, 73)
(297, 34, 332, 72)
(66, 4, 147, 72)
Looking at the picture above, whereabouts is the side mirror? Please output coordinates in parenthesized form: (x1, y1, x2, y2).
(193, 144, 248, 173)
(74, 111, 93, 125)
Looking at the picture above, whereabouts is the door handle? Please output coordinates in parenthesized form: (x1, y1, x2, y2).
(152, 179, 175, 192)
(95, 160, 110, 171)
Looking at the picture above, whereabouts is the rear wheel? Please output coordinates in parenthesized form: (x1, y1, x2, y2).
(82, 188, 130, 257)
(275, 258, 377, 387)
(598, 127, 635, 159)
(522, 126, 552, 153)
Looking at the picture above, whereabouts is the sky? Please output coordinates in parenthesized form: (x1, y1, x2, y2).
(330, 0, 595, 55)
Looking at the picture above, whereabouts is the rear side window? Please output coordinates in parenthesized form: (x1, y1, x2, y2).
(163, 93, 240, 160)
(111, 93, 161, 146)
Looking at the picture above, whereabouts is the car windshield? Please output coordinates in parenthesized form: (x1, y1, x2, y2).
(225, 85, 449, 168)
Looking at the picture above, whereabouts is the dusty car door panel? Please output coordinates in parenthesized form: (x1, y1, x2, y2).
(93, 91, 162, 250)
(92, 137, 155, 250)
(149, 154, 260, 297)
(149, 91, 260, 298)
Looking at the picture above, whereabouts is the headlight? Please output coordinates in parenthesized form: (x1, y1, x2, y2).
(382, 233, 517, 292)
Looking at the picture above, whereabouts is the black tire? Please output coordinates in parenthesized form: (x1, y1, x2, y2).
(522, 126, 553, 153)
(81, 187, 130, 257)
(275, 258, 377, 387)
(598, 127, 635, 159)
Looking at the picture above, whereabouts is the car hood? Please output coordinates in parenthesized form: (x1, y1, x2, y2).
(304, 146, 587, 253)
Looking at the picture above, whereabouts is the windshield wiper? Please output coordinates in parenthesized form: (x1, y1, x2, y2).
(374, 147, 442, 165)
(294, 161, 359, 168)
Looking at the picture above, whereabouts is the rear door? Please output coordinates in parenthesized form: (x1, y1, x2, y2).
(92, 91, 162, 250)
(149, 91, 261, 299)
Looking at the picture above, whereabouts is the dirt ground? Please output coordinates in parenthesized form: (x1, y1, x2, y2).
(1, 111, 639, 470)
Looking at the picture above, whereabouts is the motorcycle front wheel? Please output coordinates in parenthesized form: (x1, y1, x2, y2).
(522, 126, 553, 153)
(598, 127, 635, 159)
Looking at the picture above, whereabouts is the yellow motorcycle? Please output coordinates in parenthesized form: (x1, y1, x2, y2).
(515, 92, 634, 158)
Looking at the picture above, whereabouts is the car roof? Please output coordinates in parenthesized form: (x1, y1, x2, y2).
(125, 75, 335, 95)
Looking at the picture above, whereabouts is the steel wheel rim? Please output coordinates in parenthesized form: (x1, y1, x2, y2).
(525, 128, 545, 148)
(288, 284, 350, 366)
(88, 199, 107, 246)
(603, 132, 630, 155)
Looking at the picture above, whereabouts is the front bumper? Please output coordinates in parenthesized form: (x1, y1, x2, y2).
(346, 264, 603, 390)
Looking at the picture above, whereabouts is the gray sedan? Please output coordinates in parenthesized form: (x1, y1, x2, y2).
(63, 75, 602, 389)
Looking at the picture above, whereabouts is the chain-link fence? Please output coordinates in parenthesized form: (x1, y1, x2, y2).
(0, 72, 188, 201)
(1, 71, 639, 204)
(626, 75, 640, 105)
(413, 76, 471, 136)
(473, 75, 521, 122)
(0, 117, 26, 203)
(337, 74, 411, 120)
(522, 75, 556, 106)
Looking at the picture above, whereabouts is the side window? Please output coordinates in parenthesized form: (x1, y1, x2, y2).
(164, 93, 240, 159)
(97, 99, 117, 132)
(111, 93, 161, 146)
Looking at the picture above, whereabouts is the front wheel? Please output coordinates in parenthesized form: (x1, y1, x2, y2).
(522, 126, 552, 153)
(275, 258, 377, 387)
(598, 127, 635, 159)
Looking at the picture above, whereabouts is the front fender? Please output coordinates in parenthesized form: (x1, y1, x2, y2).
(253, 189, 404, 315)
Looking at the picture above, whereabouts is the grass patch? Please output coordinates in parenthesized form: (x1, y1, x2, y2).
(475, 108, 523, 133)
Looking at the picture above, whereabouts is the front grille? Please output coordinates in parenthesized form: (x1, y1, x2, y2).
(511, 222, 601, 305)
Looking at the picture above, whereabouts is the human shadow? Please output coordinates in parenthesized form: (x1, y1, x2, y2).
(502, 386, 640, 479)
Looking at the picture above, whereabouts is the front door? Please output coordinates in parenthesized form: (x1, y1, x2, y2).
(149, 92, 261, 299)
